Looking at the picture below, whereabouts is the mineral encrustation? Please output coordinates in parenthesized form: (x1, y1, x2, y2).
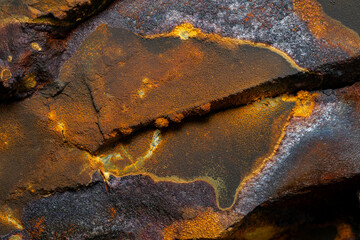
(0, 0, 360, 239)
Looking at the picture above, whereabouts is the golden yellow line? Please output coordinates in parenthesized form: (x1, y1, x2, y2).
(141, 23, 308, 73)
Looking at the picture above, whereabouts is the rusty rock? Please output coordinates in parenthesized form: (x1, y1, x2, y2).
(0, 0, 360, 239)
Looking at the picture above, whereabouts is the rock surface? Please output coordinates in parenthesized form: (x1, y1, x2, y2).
(0, 0, 360, 239)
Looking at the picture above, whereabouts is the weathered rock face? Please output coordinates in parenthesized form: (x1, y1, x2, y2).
(0, 0, 114, 101)
(0, 0, 112, 24)
(0, 0, 360, 239)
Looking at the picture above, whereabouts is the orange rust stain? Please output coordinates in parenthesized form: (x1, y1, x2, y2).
(163, 209, 224, 240)
(293, 0, 360, 55)
(0, 69, 12, 82)
(144, 23, 307, 72)
(108, 207, 117, 221)
(169, 112, 185, 123)
(235, 92, 316, 207)
(234, 102, 295, 206)
(142, 97, 295, 209)
(0, 133, 9, 151)
(55, 23, 300, 153)
(283, 90, 318, 118)
(0, 122, 22, 151)
(29, 216, 46, 239)
(335, 223, 356, 240)
(0, 208, 23, 230)
(154, 118, 169, 128)
(119, 127, 133, 136)
(48, 110, 67, 137)
(90, 97, 295, 209)
(136, 76, 160, 99)
(48, 110, 57, 121)
(30, 42, 42, 51)
(199, 103, 211, 113)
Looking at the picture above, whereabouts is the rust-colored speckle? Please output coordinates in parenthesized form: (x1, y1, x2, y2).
(292, 91, 318, 118)
(200, 103, 211, 113)
(282, 90, 317, 118)
(108, 207, 117, 222)
(0, 121, 23, 152)
(29, 216, 45, 239)
(30, 42, 42, 52)
(119, 127, 133, 135)
(0, 69, 12, 82)
(169, 113, 185, 123)
(155, 118, 169, 128)
(163, 209, 223, 240)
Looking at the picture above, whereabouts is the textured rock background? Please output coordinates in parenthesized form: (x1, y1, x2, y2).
(0, 0, 359, 239)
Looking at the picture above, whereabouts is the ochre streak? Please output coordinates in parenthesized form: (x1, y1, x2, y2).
(293, 0, 360, 55)
(0, 208, 23, 230)
(143, 23, 307, 72)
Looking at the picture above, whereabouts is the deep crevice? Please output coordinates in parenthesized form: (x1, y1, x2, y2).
(93, 56, 360, 155)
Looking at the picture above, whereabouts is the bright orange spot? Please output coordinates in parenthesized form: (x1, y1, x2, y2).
(31, 42, 42, 51)
(119, 127, 133, 135)
(169, 23, 202, 40)
(56, 121, 66, 134)
(292, 91, 317, 118)
(155, 118, 169, 128)
(48, 110, 57, 121)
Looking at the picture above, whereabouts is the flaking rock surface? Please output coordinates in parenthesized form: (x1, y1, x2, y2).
(0, 0, 360, 239)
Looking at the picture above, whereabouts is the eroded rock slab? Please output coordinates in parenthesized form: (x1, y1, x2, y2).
(55, 23, 300, 152)
(20, 174, 229, 240)
(0, 0, 114, 101)
(114, 0, 360, 69)
(96, 97, 295, 209)
(1, 0, 360, 239)
(3, 83, 358, 240)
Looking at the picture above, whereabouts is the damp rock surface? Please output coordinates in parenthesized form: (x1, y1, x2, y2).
(0, 0, 360, 239)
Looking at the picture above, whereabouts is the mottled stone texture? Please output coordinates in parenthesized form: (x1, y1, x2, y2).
(0, 0, 360, 239)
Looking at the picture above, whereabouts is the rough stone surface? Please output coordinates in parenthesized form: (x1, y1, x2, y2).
(0, 0, 360, 239)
